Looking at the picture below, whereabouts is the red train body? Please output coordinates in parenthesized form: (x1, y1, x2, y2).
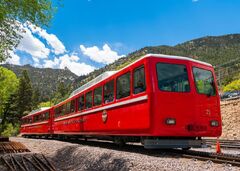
(20, 54, 222, 149)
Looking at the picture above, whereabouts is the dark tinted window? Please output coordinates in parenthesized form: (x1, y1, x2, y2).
(70, 100, 75, 113)
(133, 66, 146, 94)
(156, 63, 190, 92)
(86, 91, 93, 109)
(117, 72, 131, 99)
(104, 80, 114, 103)
(45, 112, 49, 120)
(193, 67, 216, 96)
(61, 105, 65, 115)
(94, 86, 102, 106)
(78, 95, 85, 111)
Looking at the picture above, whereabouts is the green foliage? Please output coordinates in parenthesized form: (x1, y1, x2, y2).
(0, 0, 57, 62)
(52, 82, 72, 104)
(17, 70, 33, 116)
(1, 123, 19, 137)
(2, 64, 78, 102)
(223, 79, 240, 92)
(0, 67, 19, 115)
(32, 88, 41, 109)
(38, 101, 52, 108)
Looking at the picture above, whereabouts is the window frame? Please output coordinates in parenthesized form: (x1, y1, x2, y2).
(156, 62, 191, 93)
(104, 80, 115, 104)
(133, 65, 146, 94)
(78, 94, 85, 111)
(192, 66, 216, 96)
(86, 91, 93, 109)
(94, 86, 103, 106)
(116, 71, 131, 99)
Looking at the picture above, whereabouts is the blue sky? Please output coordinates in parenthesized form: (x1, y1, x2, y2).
(5, 0, 240, 76)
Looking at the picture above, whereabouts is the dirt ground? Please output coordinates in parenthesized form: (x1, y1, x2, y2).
(220, 99, 240, 140)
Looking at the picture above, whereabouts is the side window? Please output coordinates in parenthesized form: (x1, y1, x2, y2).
(66, 102, 71, 114)
(61, 105, 65, 116)
(94, 86, 102, 106)
(78, 95, 85, 111)
(133, 66, 146, 94)
(45, 112, 49, 120)
(70, 100, 75, 113)
(54, 108, 59, 118)
(86, 91, 93, 109)
(117, 72, 131, 99)
(104, 80, 114, 103)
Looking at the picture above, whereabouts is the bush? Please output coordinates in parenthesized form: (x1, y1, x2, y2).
(1, 123, 19, 137)
(223, 79, 240, 92)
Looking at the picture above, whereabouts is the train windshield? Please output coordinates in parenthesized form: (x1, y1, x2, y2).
(193, 67, 216, 96)
(156, 63, 190, 92)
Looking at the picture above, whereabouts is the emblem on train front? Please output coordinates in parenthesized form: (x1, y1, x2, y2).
(205, 109, 211, 115)
(102, 110, 108, 123)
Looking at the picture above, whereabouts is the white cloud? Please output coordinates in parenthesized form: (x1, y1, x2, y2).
(43, 54, 95, 76)
(29, 24, 66, 55)
(4, 51, 21, 65)
(80, 44, 125, 64)
(17, 26, 50, 59)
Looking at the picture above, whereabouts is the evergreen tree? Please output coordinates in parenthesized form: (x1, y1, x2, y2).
(17, 70, 33, 116)
(32, 88, 40, 109)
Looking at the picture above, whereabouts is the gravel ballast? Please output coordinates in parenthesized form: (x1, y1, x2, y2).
(8, 137, 240, 171)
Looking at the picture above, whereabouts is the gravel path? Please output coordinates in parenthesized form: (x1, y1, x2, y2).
(8, 137, 240, 171)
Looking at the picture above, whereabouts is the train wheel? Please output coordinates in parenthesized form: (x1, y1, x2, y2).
(182, 147, 191, 150)
(114, 137, 126, 147)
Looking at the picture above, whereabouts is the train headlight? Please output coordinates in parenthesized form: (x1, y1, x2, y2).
(165, 118, 176, 125)
(210, 120, 219, 127)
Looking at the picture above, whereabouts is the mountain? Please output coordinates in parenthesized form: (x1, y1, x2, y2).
(73, 34, 240, 89)
(1, 64, 78, 101)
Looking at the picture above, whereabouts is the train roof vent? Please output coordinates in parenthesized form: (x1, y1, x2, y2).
(69, 71, 117, 97)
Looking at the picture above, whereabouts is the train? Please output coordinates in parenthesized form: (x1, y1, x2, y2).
(20, 54, 222, 149)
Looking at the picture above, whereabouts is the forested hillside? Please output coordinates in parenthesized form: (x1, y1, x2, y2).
(1, 64, 78, 101)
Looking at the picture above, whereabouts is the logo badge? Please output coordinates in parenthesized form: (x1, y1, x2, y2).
(102, 110, 108, 123)
(205, 109, 211, 115)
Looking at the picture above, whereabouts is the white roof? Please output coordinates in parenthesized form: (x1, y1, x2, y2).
(69, 71, 117, 97)
(25, 107, 50, 117)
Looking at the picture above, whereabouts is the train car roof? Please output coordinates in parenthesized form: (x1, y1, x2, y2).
(23, 107, 51, 118)
(59, 53, 212, 106)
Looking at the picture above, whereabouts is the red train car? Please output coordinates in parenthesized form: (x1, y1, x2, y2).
(20, 54, 222, 149)
(20, 107, 54, 136)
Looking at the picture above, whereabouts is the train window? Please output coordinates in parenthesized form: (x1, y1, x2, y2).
(156, 63, 190, 92)
(94, 86, 102, 106)
(66, 102, 71, 114)
(45, 112, 49, 120)
(133, 66, 146, 94)
(78, 95, 85, 111)
(70, 100, 75, 113)
(117, 72, 131, 99)
(55, 108, 59, 118)
(61, 105, 65, 116)
(86, 91, 93, 109)
(104, 80, 114, 103)
(193, 67, 216, 96)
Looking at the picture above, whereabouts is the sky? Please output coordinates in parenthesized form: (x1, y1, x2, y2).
(4, 0, 240, 76)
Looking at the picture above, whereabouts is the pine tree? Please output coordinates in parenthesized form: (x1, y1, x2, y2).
(32, 88, 40, 109)
(17, 70, 33, 116)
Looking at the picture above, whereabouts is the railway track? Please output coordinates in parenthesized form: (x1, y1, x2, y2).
(0, 141, 30, 154)
(205, 139, 240, 149)
(45, 137, 240, 167)
(173, 149, 240, 167)
(22, 136, 240, 167)
(1, 153, 56, 171)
